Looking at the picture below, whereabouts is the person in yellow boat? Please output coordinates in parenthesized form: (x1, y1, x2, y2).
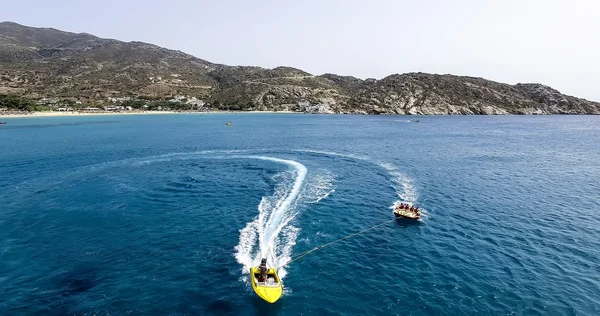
(258, 258, 268, 282)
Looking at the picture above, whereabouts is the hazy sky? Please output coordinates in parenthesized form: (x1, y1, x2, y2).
(2, 0, 599, 100)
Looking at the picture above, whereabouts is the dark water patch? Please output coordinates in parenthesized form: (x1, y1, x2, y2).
(54, 265, 101, 298)
(207, 299, 238, 315)
(394, 218, 423, 227)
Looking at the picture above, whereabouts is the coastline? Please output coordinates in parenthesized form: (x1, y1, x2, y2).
(0, 110, 301, 118)
(2, 111, 595, 119)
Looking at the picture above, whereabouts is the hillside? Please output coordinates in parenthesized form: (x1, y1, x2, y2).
(1, 21, 598, 114)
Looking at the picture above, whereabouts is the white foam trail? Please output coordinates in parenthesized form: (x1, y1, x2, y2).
(299, 172, 336, 204)
(292, 149, 369, 161)
(10, 149, 342, 281)
(294, 149, 421, 215)
(61, 150, 324, 278)
(234, 156, 307, 279)
(378, 162, 417, 205)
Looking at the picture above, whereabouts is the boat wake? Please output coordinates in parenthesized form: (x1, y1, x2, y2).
(378, 162, 428, 219)
(234, 156, 312, 280)
(299, 171, 335, 204)
(8, 150, 335, 281)
(292, 149, 420, 214)
(378, 162, 417, 204)
(9, 149, 415, 284)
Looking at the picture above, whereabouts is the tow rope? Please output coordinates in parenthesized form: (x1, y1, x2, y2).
(279, 218, 398, 268)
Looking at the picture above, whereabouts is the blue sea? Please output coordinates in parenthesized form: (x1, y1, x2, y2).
(0, 114, 599, 315)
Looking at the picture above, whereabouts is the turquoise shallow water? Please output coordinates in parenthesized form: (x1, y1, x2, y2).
(0, 114, 599, 315)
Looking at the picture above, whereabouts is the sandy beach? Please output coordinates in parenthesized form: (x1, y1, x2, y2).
(0, 110, 300, 118)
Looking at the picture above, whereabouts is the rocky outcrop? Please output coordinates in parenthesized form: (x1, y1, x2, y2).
(346, 73, 544, 115)
(1, 21, 599, 114)
(513, 83, 600, 114)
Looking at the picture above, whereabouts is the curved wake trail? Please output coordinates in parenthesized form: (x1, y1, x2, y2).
(235, 156, 307, 279)
(13, 149, 410, 281)
(15, 150, 320, 279)
(292, 149, 419, 211)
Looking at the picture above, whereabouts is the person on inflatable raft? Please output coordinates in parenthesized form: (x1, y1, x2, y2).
(398, 203, 421, 216)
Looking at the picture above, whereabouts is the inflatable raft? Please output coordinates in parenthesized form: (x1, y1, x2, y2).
(394, 207, 421, 219)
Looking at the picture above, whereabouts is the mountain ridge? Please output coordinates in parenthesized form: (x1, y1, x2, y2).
(1, 21, 598, 114)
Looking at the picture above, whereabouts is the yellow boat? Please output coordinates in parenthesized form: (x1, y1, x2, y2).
(249, 267, 283, 303)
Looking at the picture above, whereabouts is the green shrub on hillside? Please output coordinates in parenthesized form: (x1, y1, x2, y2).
(0, 94, 37, 111)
